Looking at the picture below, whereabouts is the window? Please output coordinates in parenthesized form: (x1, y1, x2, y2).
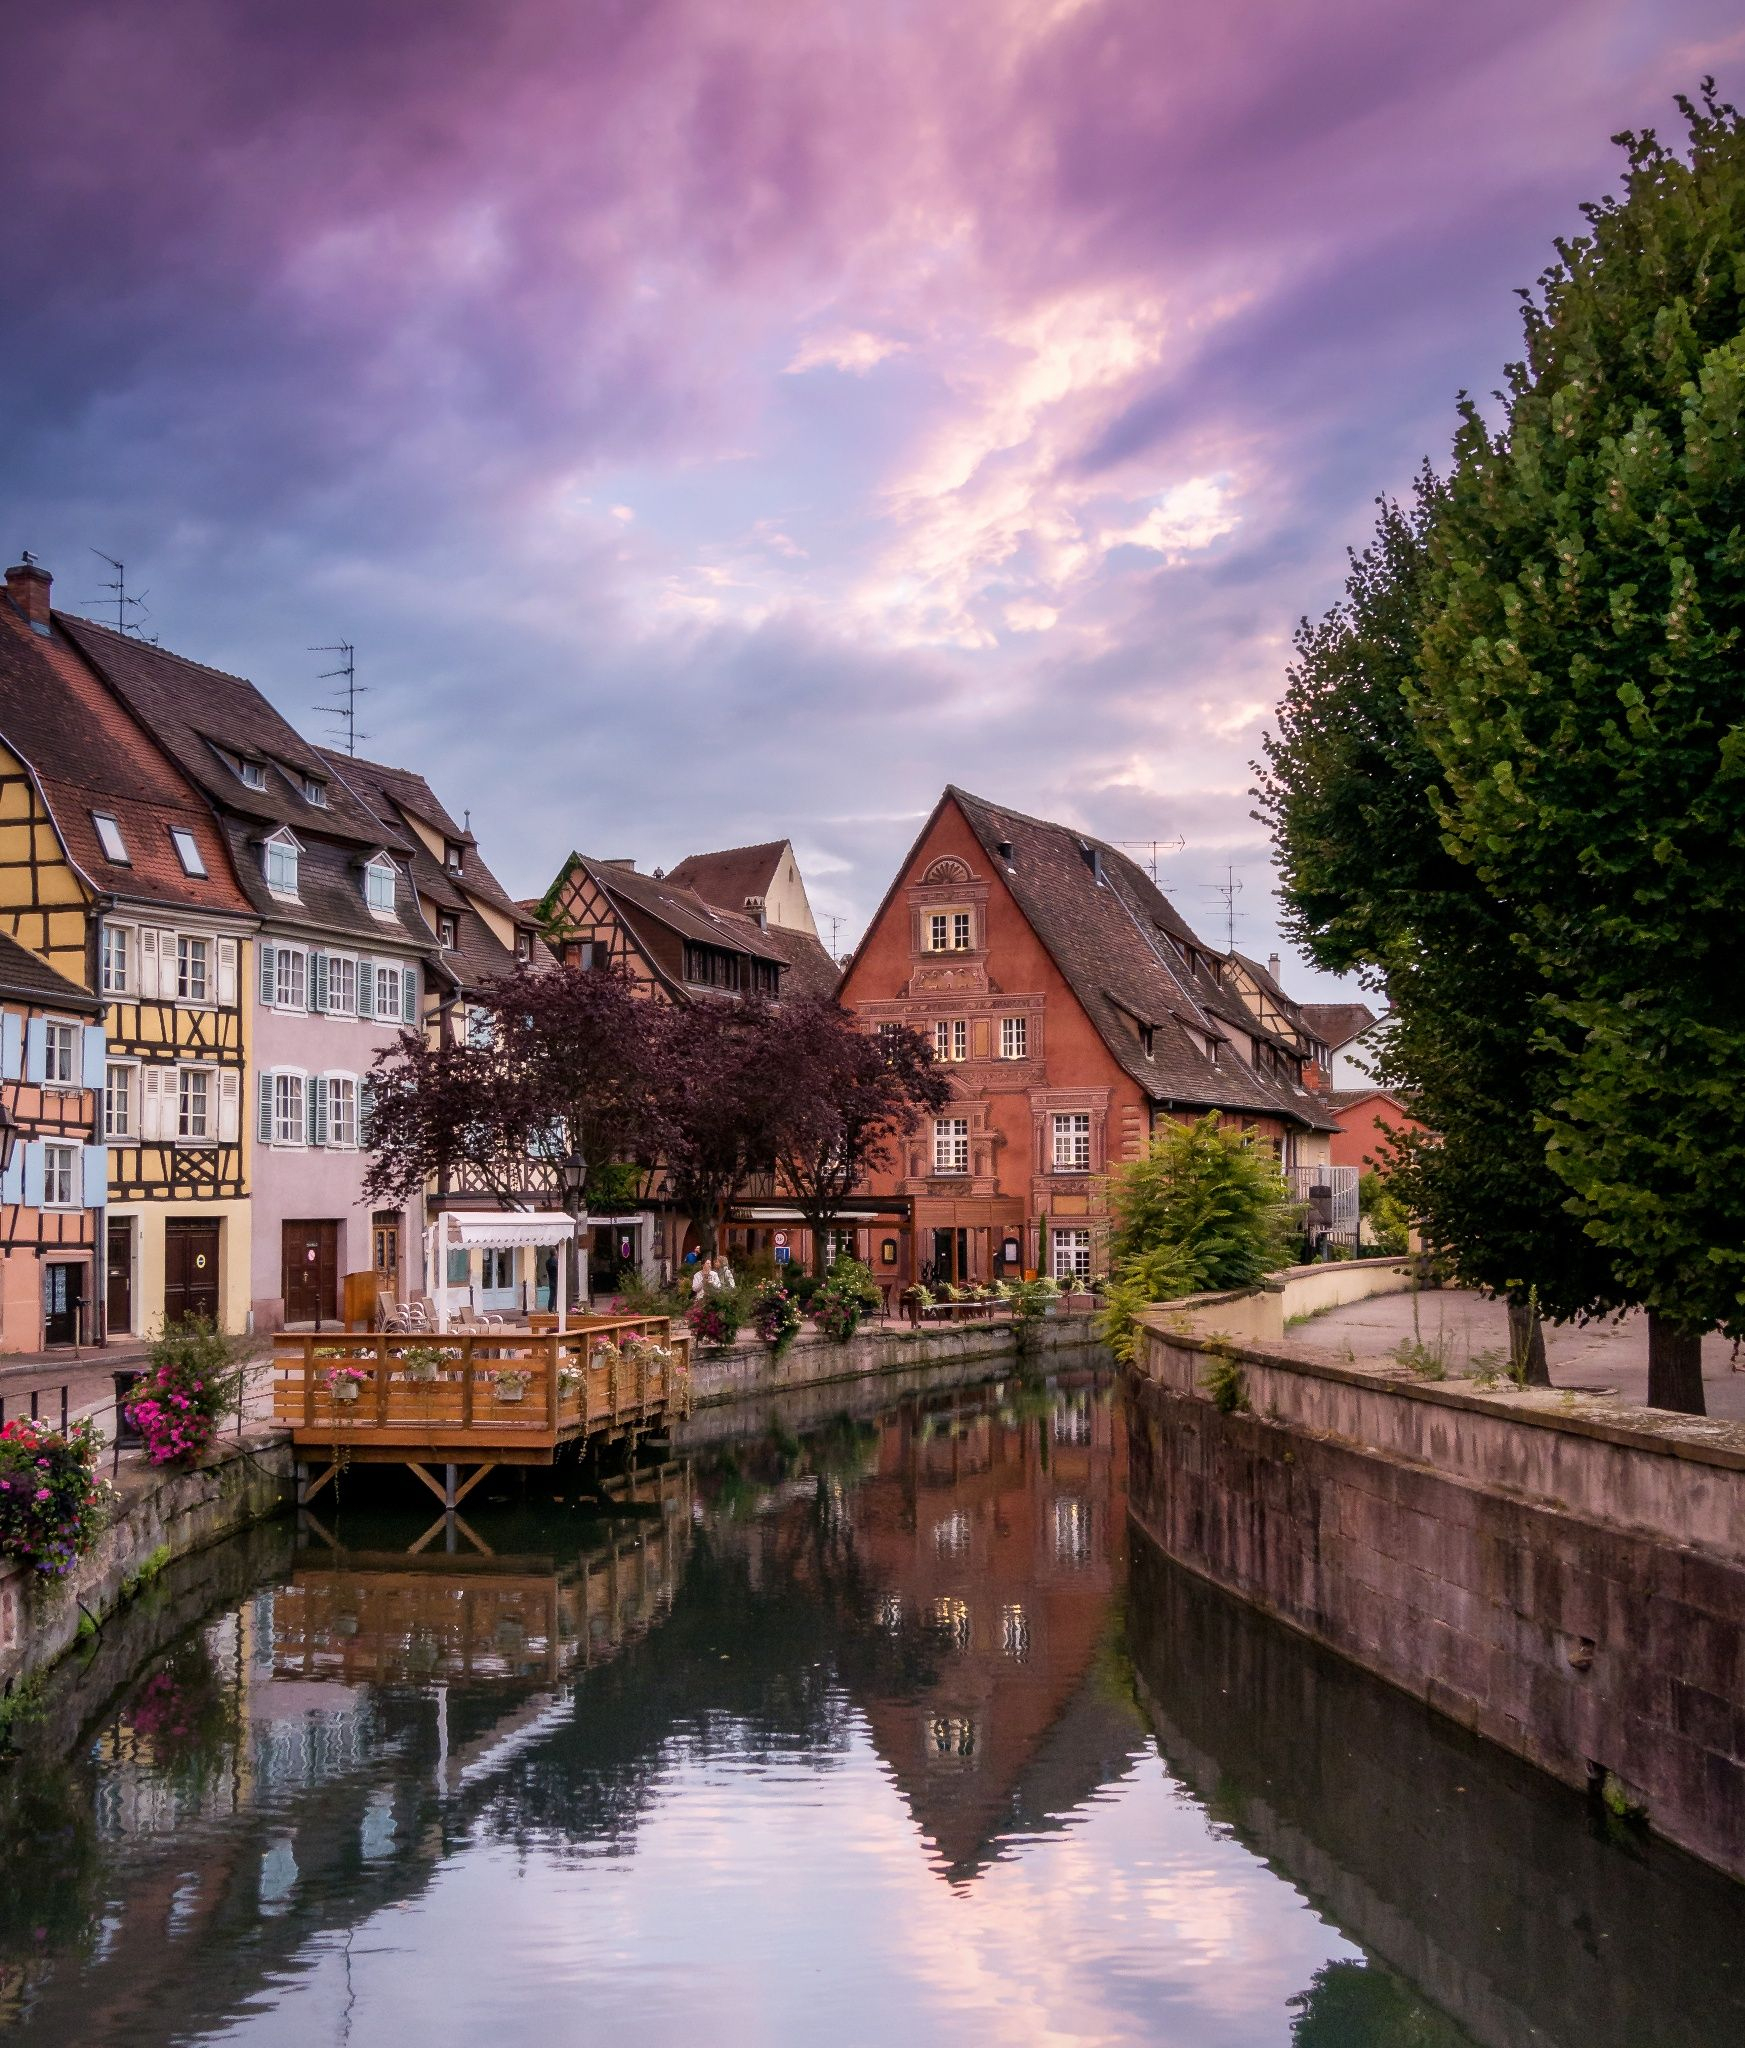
(269, 946, 307, 1011)
(176, 935, 209, 1003)
(43, 1021, 78, 1086)
(953, 911, 972, 949)
(302, 776, 327, 806)
(438, 913, 458, 950)
(178, 1066, 211, 1141)
(272, 1072, 305, 1145)
(364, 856, 397, 914)
(999, 1015, 1027, 1060)
(933, 1117, 969, 1174)
(444, 842, 464, 875)
(1052, 1111, 1091, 1172)
(876, 1021, 901, 1040)
(573, 939, 599, 970)
(466, 1006, 495, 1048)
(327, 1075, 358, 1148)
(42, 1143, 77, 1208)
(326, 955, 356, 1015)
(373, 963, 400, 1019)
(933, 1019, 967, 1062)
(925, 909, 974, 952)
(683, 943, 740, 990)
(1052, 1227, 1092, 1282)
(264, 832, 300, 897)
(237, 757, 268, 790)
(104, 1062, 134, 1140)
(515, 931, 532, 962)
(92, 812, 129, 864)
(100, 924, 131, 995)
(170, 828, 206, 878)
(480, 1249, 515, 1291)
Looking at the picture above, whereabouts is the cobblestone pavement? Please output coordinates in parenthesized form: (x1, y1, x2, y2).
(1290, 1287, 1745, 1422)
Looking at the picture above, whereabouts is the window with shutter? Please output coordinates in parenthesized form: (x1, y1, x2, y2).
(140, 1065, 168, 1141)
(258, 941, 277, 1005)
(309, 951, 329, 1013)
(328, 955, 357, 1015)
(216, 937, 238, 1006)
(307, 1074, 328, 1146)
(326, 1074, 357, 1147)
(217, 1069, 240, 1142)
(258, 1072, 274, 1144)
(139, 928, 161, 999)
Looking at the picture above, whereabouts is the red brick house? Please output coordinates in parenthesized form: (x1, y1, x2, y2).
(839, 788, 1338, 1287)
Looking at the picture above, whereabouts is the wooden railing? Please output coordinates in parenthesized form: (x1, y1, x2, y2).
(272, 1315, 692, 1445)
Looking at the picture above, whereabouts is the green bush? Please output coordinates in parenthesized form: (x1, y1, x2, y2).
(1359, 1171, 1411, 1256)
(813, 1258, 882, 1343)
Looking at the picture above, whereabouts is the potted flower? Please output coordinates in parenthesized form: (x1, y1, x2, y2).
(493, 1368, 532, 1403)
(750, 1282, 803, 1359)
(324, 1364, 370, 1404)
(557, 1364, 584, 1400)
(0, 1415, 111, 1580)
(400, 1345, 454, 1384)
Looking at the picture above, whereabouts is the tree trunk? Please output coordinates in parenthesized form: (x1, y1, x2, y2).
(1647, 1312, 1706, 1415)
(1504, 1300, 1550, 1386)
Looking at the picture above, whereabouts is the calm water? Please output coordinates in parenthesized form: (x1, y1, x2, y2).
(1, 1368, 1741, 2046)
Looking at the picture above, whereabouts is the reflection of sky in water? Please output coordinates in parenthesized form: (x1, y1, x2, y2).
(206, 1736, 1363, 2048)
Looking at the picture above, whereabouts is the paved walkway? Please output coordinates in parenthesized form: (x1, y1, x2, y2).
(1292, 1288, 1745, 1421)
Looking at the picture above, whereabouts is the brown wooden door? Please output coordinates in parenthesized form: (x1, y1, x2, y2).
(283, 1220, 339, 1325)
(164, 1219, 221, 1326)
(106, 1217, 135, 1333)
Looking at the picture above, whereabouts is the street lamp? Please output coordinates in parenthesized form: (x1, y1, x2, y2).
(561, 1147, 589, 1309)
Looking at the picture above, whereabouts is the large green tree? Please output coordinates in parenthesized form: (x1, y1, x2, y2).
(1258, 484, 1622, 1381)
(1411, 84, 1745, 1410)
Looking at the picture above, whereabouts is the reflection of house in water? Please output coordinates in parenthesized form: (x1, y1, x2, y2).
(751, 1378, 1144, 1885)
(13, 1500, 690, 2046)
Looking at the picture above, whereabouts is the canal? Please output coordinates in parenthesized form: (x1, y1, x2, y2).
(1, 1366, 1741, 2045)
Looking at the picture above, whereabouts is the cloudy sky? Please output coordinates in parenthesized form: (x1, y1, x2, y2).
(4, 0, 1739, 986)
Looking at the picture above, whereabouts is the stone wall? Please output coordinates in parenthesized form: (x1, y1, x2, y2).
(0, 1427, 295, 1697)
(1128, 1312, 1745, 1882)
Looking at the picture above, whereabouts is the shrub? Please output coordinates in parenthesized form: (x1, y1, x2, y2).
(812, 1258, 882, 1343)
(1097, 1243, 1196, 1364)
(750, 1282, 803, 1357)
(687, 1284, 746, 1349)
(1005, 1275, 1059, 1359)
(1359, 1171, 1411, 1256)
(128, 1318, 246, 1468)
(0, 1417, 110, 1579)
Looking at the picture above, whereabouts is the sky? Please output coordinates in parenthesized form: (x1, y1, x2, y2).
(4, 0, 1741, 989)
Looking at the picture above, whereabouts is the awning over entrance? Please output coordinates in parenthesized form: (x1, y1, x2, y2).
(425, 1211, 578, 1331)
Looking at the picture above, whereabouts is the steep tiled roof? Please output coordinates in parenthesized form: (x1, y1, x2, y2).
(579, 858, 789, 966)
(324, 751, 554, 992)
(59, 616, 431, 951)
(0, 605, 252, 917)
(1298, 1001, 1379, 1051)
(664, 840, 787, 913)
(949, 788, 1338, 1131)
(0, 932, 102, 1014)
(755, 920, 842, 1000)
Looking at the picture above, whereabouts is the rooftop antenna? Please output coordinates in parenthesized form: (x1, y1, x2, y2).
(1205, 864, 1245, 952)
(82, 549, 155, 639)
(1116, 835, 1186, 888)
(312, 641, 368, 757)
(823, 911, 848, 957)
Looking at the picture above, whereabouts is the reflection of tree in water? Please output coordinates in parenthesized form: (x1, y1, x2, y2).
(0, 1767, 102, 2011)
(1290, 1959, 1471, 2047)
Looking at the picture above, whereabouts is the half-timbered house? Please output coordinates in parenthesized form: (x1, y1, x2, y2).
(0, 557, 256, 1335)
(53, 615, 443, 1332)
(839, 788, 1338, 1288)
(0, 933, 107, 1350)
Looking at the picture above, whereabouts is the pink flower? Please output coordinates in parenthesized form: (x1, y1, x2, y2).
(34, 1489, 49, 1502)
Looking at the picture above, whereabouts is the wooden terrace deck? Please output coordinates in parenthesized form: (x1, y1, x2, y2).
(274, 1315, 692, 1510)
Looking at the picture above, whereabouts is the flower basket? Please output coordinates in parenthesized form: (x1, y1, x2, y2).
(493, 1370, 531, 1404)
(322, 1364, 370, 1405)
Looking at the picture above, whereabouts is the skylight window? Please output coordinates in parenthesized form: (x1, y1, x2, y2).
(170, 827, 207, 878)
(92, 811, 130, 864)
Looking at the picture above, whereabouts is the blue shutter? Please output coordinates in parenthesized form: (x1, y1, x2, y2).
(258, 1072, 274, 1144)
(82, 1024, 106, 1088)
(0, 1014, 20, 1081)
(259, 942, 277, 1005)
(23, 1019, 45, 1084)
(0, 1140, 21, 1205)
(357, 961, 375, 1020)
(21, 1141, 44, 1210)
(401, 966, 417, 1025)
(82, 1144, 107, 1209)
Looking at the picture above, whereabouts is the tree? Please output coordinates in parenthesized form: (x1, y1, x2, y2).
(1257, 483, 1624, 1386)
(364, 960, 659, 1210)
(1098, 1114, 1296, 1362)
(1410, 85, 1745, 1410)
(649, 997, 791, 1260)
(765, 1000, 949, 1274)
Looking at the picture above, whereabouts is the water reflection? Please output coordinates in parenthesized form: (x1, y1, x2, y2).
(0, 1370, 1738, 2046)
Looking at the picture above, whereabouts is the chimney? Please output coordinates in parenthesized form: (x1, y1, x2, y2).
(4, 554, 52, 635)
(745, 895, 767, 930)
(1268, 952, 1281, 982)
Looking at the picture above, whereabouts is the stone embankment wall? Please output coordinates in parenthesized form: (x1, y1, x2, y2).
(686, 1311, 1101, 1412)
(0, 1428, 295, 1698)
(1129, 1305, 1745, 1882)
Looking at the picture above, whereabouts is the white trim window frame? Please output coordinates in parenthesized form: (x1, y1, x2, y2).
(177, 1064, 213, 1143)
(933, 1018, 967, 1063)
(272, 1070, 307, 1147)
(176, 933, 210, 1006)
(325, 1072, 359, 1149)
(933, 1116, 970, 1175)
(43, 1019, 80, 1087)
(327, 953, 357, 1017)
(42, 1142, 78, 1209)
(364, 854, 398, 916)
(100, 922, 132, 996)
(104, 1059, 137, 1141)
(372, 962, 400, 1022)
(1052, 1111, 1091, 1173)
(1052, 1228, 1092, 1283)
(999, 1014, 1027, 1060)
(274, 945, 308, 1012)
(263, 828, 301, 899)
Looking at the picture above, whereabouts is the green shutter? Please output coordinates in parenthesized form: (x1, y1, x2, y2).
(259, 941, 277, 1005)
(258, 1072, 274, 1143)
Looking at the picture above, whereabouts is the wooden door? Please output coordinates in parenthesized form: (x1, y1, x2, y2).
(164, 1219, 221, 1326)
(282, 1220, 340, 1326)
(106, 1217, 135, 1333)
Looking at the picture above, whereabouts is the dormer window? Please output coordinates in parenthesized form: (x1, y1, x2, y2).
(237, 757, 268, 791)
(92, 811, 130, 864)
(170, 827, 206, 878)
(363, 855, 397, 915)
(444, 841, 464, 875)
(264, 828, 301, 898)
(515, 930, 532, 962)
(303, 776, 328, 807)
(438, 912, 458, 950)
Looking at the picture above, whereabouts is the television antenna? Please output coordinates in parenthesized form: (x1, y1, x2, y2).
(312, 641, 369, 756)
(1204, 864, 1245, 951)
(1116, 836, 1185, 887)
(82, 550, 155, 639)
(823, 911, 849, 958)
